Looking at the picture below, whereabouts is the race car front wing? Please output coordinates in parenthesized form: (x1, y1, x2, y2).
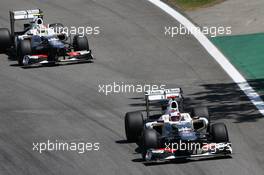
(144, 142, 232, 163)
(22, 50, 93, 67)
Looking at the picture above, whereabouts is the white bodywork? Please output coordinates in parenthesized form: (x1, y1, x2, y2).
(145, 112, 209, 135)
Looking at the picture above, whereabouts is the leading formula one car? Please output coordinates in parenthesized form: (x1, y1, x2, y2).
(0, 9, 93, 67)
(125, 88, 232, 163)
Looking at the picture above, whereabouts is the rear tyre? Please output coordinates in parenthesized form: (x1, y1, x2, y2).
(73, 35, 89, 51)
(49, 23, 64, 33)
(0, 28, 12, 54)
(125, 111, 144, 142)
(49, 23, 67, 41)
(17, 40, 31, 65)
(193, 106, 210, 131)
(211, 123, 229, 143)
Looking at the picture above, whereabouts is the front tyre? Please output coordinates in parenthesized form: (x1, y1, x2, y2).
(142, 129, 159, 160)
(211, 123, 229, 143)
(17, 40, 31, 66)
(142, 129, 159, 150)
(73, 35, 89, 51)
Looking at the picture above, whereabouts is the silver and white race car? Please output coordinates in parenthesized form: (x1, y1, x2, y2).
(125, 88, 232, 163)
(0, 9, 93, 67)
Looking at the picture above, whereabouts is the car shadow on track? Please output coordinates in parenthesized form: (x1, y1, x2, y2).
(189, 80, 264, 123)
(127, 80, 264, 123)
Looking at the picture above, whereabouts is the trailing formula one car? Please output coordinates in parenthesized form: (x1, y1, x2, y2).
(124, 88, 232, 162)
(0, 9, 93, 67)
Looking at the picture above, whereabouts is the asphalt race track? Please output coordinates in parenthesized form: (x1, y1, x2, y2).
(0, 0, 264, 174)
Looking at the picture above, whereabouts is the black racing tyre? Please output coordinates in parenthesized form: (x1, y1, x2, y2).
(49, 23, 64, 33)
(0, 28, 12, 53)
(73, 35, 89, 51)
(142, 129, 159, 150)
(193, 106, 210, 122)
(125, 111, 144, 142)
(193, 106, 209, 118)
(192, 106, 210, 132)
(17, 40, 31, 65)
(211, 123, 229, 143)
(49, 23, 67, 41)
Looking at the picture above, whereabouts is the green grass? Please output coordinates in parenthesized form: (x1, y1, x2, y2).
(211, 33, 264, 94)
(211, 33, 264, 80)
(166, 0, 224, 10)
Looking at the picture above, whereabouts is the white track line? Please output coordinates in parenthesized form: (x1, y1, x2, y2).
(148, 0, 264, 115)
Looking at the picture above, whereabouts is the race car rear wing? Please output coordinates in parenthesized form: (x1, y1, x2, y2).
(9, 9, 43, 37)
(145, 88, 183, 118)
(10, 9, 43, 20)
(145, 88, 182, 101)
